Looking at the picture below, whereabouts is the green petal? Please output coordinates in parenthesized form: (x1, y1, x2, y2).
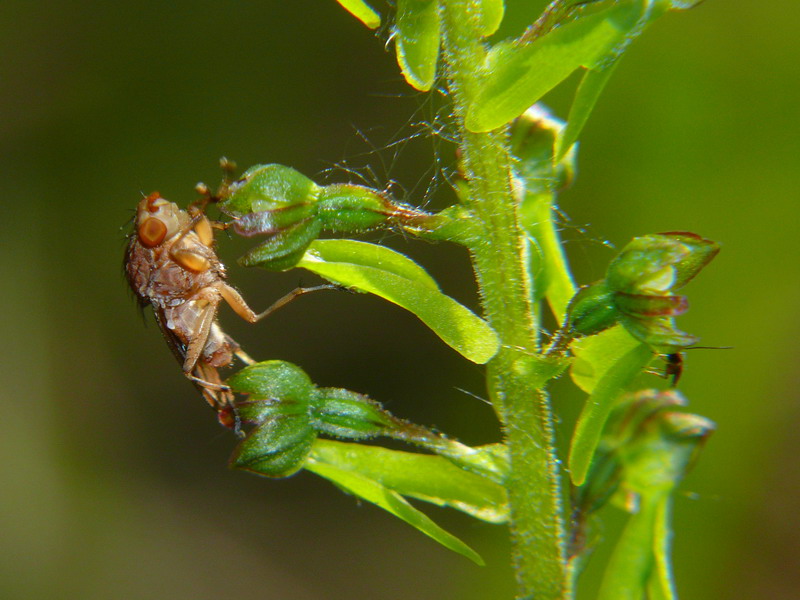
(614, 292, 689, 318)
(395, 0, 441, 91)
(335, 0, 381, 29)
(298, 240, 500, 364)
(305, 451, 485, 565)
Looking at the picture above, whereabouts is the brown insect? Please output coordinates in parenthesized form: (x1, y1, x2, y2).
(125, 192, 263, 428)
(655, 346, 732, 388)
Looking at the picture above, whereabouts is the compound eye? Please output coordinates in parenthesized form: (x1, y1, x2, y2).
(138, 217, 168, 247)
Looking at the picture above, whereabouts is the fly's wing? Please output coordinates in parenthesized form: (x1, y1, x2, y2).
(154, 307, 190, 369)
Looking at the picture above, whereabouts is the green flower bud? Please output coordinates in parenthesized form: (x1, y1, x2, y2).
(563, 232, 718, 351)
(657, 231, 720, 289)
(213, 165, 325, 270)
(229, 412, 317, 478)
(607, 232, 719, 294)
(618, 409, 715, 496)
(237, 219, 323, 271)
(227, 361, 320, 478)
(606, 235, 688, 294)
(315, 184, 396, 232)
(227, 360, 316, 415)
(220, 164, 320, 216)
(312, 387, 398, 440)
(575, 389, 692, 515)
(565, 282, 619, 337)
(218, 164, 440, 269)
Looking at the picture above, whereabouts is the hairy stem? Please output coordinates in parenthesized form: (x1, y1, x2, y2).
(439, 2, 569, 598)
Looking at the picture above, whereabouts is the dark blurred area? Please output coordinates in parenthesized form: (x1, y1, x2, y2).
(1, 1, 797, 598)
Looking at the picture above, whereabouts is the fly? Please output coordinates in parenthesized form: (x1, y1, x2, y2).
(124, 191, 330, 430)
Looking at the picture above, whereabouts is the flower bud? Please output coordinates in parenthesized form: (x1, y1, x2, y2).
(227, 361, 319, 477)
(315, 184, 397, 232)
(220, 164, 320, 216)
(575, 390, 686, 512)
(606, 235, 688, 294)
(220, 164, 438, 270)
(565, 282, 619, 337)
(237, 219, 323, 271)
(312, 387, 397, 440)
(574, 389, 708, 517)
(618, 409, 715, 496)
(657, 231, 720, 289)
(564, 232, 719, 351)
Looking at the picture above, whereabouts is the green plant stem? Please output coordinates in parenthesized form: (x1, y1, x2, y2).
(439, 3, 569, 598)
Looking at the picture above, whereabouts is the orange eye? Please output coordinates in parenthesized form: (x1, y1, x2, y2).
(138, 217, 167, 247)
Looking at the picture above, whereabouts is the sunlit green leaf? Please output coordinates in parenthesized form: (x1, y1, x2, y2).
(568, 340, 653, 485)
(335, 0, 381, 29)
(302, 238, 439, 288)
(298, 240, 500, 364)
(305, 453, 485, 564)
(467, 2, 644, 131)
(475, 0, 505, 37)
(311, 439, 508, 523)
(395, 0, 441, 91)
(570, 325, 642, 394)
(556, 63, 618, 160)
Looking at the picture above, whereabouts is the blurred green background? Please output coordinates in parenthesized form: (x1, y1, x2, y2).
(1, 1, 797, 598)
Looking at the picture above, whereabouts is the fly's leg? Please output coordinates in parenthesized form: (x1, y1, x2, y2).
(181, 298, 220, 377)
(234, 348, 257, 366)
(193, 362, 232, 408)
(646, 353, 683, 387)
(195, 157, 238, 206)
(194, 361, 242, 435)
(219, 283, 340, 324)
(220, 330, 256, 366)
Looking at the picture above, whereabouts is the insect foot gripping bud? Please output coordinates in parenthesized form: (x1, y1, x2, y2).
(563, 232, 719, 352)
(125, 192, 266, 430)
